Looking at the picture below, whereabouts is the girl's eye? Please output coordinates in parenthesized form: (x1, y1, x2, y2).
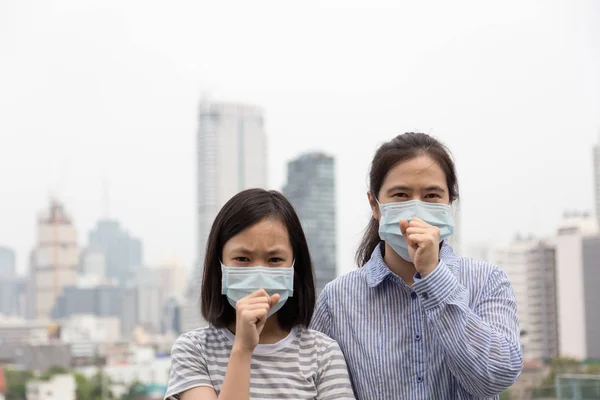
(233, 257, 250, 262)
(269, 258, 285, 264)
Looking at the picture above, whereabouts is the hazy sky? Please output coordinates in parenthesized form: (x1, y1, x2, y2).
(1, 0, 599, 277)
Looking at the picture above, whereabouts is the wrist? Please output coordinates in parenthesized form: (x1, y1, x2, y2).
(232, 341, 255, 357)
(417, 261, 439, 277)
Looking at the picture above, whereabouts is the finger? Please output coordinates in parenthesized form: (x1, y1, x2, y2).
(239, 297, 271, 306)
(400, 219, 410, 235)
(246, 289, 269, 298)
(243, 309, 269, 323)
(406, 227, 429, 235)
(408, 217, 431, 228)
(270, 293, 281, 307)
(407, 233, 436, 248)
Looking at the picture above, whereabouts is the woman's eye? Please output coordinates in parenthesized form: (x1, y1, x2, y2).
(269, 258, 284, 263)
(424, 193, 441, 199)
(392, 193, 408, 198)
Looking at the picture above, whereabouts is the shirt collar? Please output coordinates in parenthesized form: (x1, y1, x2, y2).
(365, 241, 460, 288)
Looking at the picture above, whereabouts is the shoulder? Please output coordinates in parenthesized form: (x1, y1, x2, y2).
(171, 326, 223, 355)
(320, 268, 369, 295)
(297, 327, 344, 361)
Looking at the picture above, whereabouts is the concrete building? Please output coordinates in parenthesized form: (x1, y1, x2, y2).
(88, 219, 142, 286)
(0, 247, 15, 278)
(80, 248, 107, 280)
(494, 236, 558, 361)
(51, 279, 137, 337)
(156, 256, 188, 305)
(28, 199, 80, 320)
(136, 267, 161, 333)
(60, 314, 121, 343)
(0, 316, 48, 346)
(555, 212, 600, 360)
(191, 100, 268, 329)
(26, 374, 76, 400)
(284, 152, 336, 293)
(594, 134, 600, 230)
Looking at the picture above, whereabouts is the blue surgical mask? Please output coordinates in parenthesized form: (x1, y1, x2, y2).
(377, 199, 454, 262)
(221, 264, 294, 318)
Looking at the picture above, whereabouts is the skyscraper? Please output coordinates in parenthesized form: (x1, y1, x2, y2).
(0, 247, 15, 279)
(594, 134, 600, 230)
(195, 101, 267, 284)
(494, 237, 558, 361)
(555, 212, 600, 360)
(88, 220, 142, 286)
(283, 152, 336, 294)
(184, 100, 268, 332)
(28, 199, 80, 320)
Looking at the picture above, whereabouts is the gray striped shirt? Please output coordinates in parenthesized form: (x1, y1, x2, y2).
(164, 325, 355, 400)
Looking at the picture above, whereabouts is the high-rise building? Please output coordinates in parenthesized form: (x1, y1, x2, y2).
(80, 248, 107, 280)
(283, 152, 336, 294)
(0, 247, 23, 317)
(88, 220, 142, 286)
(188, 100, 267, 330)
(555, 212, 600, 360)
(594, 134, 600, 230)
(494, 236, 558, 361)
(0, 247, 15, 279)
(196, 100, 267, 277)
(156, 256, 188, 305)
(28, 199, 80, 320)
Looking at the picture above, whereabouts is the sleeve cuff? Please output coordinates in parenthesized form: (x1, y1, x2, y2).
(412, 260, 458, 310)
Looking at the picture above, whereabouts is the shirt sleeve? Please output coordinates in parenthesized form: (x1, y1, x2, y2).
(164, 333, 215, 400)
(412, 261, 523, 398)
(316, 341, 356, 400)
(310, 284, 333, 337)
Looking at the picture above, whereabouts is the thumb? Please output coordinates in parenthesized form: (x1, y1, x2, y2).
(400, 219, 410, 235)
(270, 293, 281, 307)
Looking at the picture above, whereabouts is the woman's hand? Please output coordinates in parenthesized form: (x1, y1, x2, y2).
(400, 217, 440, 276)
(232, 289, 280, 353)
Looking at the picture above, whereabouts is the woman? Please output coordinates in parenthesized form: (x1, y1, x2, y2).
(165, 188, 355, 400)
(310, 133, 523, 399)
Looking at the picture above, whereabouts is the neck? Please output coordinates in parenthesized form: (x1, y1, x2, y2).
(383, 242, 416, 286)
(228, 314, 290, 345)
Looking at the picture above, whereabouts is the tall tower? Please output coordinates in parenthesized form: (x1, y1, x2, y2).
(283, 152, 336, 294)
(182, 100, 267, 332)
(195, 101, 267, 282)
(28, 199, 80, 320)
(594, 133, 600, 231)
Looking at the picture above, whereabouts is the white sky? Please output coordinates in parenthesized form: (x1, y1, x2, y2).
(1, 0, 599, 277)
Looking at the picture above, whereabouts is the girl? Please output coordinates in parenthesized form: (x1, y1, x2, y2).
(310, 133, 523, 399)
(165, 188, 355, 400)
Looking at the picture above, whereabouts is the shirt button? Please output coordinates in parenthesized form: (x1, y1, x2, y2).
(410, 292, 417, 300)
(422, 292, 429, 300)
(416, 376, 424, 383)
(415, 333, 422, 341)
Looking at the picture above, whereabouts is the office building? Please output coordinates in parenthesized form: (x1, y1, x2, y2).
(28, 199, 80, 320)
(555, 212, 600, 360)
(88, 219, 142, 285)
(191, 100, 267, 328)
(594, 134, 600, 230)
(0, 247, 15, 278)
(284, 152, 336, 293)
(494, 236, 558, 361)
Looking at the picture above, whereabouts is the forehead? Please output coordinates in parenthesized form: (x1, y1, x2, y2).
(223, 218, 291, 250)
(382, 155, 447, 189)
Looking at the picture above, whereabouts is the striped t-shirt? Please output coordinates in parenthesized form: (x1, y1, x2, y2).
(164, 325, 356, 400)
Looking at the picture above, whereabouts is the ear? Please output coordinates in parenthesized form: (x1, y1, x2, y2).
(367, 191, 380, 221)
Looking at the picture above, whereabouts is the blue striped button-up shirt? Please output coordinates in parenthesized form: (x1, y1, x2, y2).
(310, 242, 523, 400)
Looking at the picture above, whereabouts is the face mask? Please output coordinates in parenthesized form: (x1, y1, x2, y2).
(377, 199, 454, 262)
(221, 264, 294, 318)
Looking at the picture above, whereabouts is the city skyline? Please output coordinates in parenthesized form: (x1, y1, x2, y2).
(1, 1, 599, 278)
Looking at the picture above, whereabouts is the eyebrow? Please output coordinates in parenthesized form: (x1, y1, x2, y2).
(228, 246, 289, 256)
(387, 185, 446, 193)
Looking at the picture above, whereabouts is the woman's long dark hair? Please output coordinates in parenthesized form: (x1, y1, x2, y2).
(355, 132, 460, 266)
